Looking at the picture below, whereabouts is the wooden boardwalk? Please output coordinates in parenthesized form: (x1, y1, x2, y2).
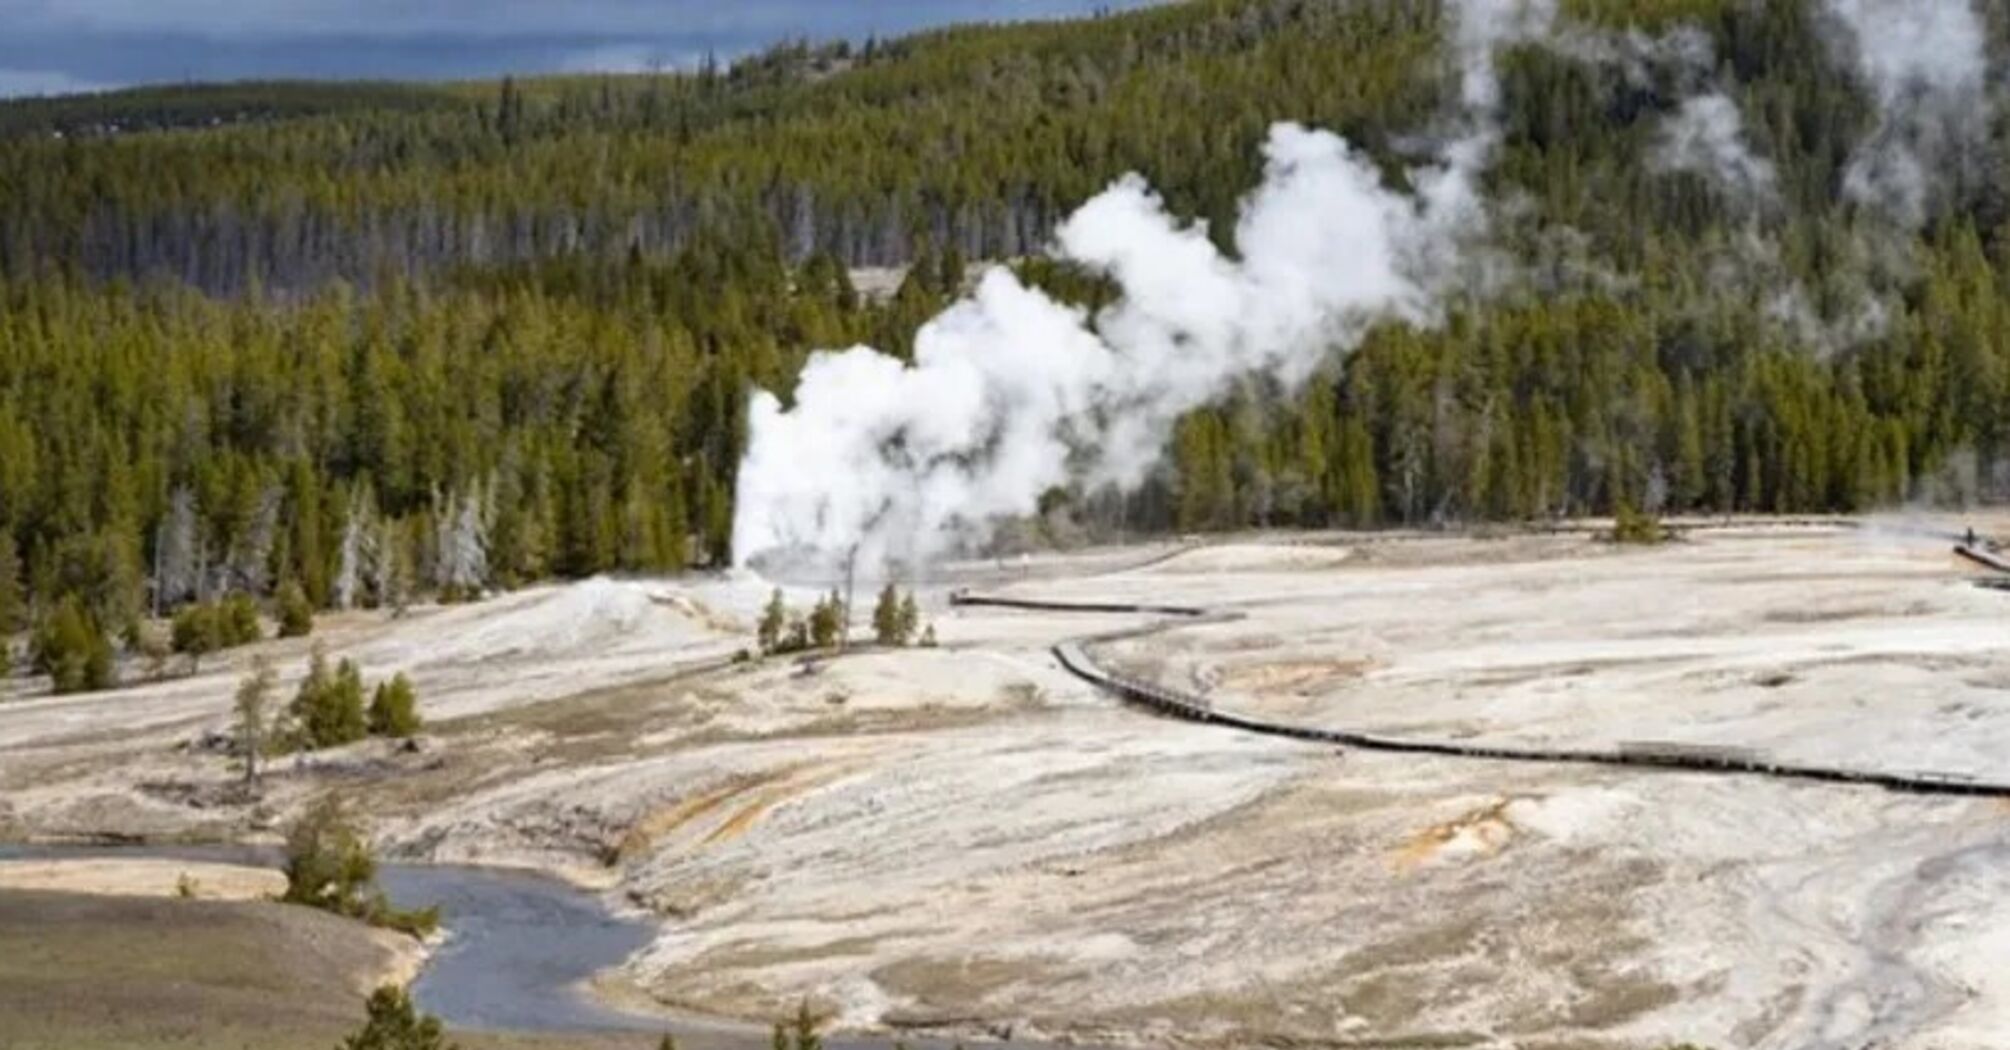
(954, 592, 2010, 799)
(1955, 543, 2010, 574)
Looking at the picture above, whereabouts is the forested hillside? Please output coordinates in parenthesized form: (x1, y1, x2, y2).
(4, 0, 2010, 689)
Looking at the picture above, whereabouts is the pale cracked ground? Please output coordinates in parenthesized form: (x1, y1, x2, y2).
(5, 517, 2010, 1049)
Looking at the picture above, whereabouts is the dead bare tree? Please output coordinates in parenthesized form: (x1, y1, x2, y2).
(233, 655, 276, 791)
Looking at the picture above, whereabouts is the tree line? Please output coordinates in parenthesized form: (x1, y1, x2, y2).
(0, 0, 1442, 292)
(0, 243, 977, 690)
(5, 0, 2010, 690)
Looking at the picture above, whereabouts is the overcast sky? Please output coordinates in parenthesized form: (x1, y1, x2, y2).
(0, 1, 1165, 98)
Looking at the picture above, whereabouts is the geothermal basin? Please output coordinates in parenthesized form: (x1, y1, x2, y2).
(5, 516, 2010, 1049)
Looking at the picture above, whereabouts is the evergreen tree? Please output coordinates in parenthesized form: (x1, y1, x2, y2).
(772, 1001, 823, 1050)
(222, 593, 262, 645)
(0, 531, 20, 636)
(291, 645, 368, 749)
(896, 591, 920, 645)
(340, 986, 458, 1050)
(367, 674, 422, 739)
(33, 596, 114, 694)
(809, 591, 844, 650)
(172, 595, 260, 670)
(283, 793, 374, 915)
(234, 655, 275, 789)
(277, 579, 315, 638)
(379, 520, 413, 616)
(171, 603, 219, 668)
(872, 583, 904, 646)
(758, 588, 787, 653)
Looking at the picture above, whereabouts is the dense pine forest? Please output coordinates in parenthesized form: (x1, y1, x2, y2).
(3, 0, 2010, 689)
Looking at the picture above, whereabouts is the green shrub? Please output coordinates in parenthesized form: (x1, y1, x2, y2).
(757, 588, 787, 653)
(762, 590, 816, 656)
(872, 584, 921, 647)
(809, 591, 844, 650)
(33, 596, 115, 694)
(221, 592, 262, 645)
(170, 602, 221, 666)
(282, 794, 376, 916)
(290, 646, 367, 749)
(276, 579, 314, 638)
(367, 673, 421, 739)
(1611, 504, 1671, 545)
(171, 594, 263, 671)
(367, 897, 440, 938)
(284, 794, 438, 939)
(339, 986, 457, 1050)
(771, 1001, 824, 1050)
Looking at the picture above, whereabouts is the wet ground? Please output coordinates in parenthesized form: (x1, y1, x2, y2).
(0, 844, 665, 1034)
(12, 519, 2010, 1049)
(0, 843, 1051, 1048)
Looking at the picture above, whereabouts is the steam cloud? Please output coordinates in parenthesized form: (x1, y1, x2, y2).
(1650, 1, 1989, 225)
(1448, 0, 1555, 113)
(732, 124, 1475, 569)
(1826, 0, 1986, 108)
(1824, 0, 1989, 225)
(1654, 93, 1778, 207)
(730, 0, 1997, 570)
(728, 0, 1604, 571)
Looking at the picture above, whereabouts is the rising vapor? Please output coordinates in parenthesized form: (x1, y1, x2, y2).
(729, 1, 1560, 571)
(1824, 0, 1989, 225)
(731, 125, 1472, 570)
(731, 0, 1986, 569)
(1654, 93, 1778, 208)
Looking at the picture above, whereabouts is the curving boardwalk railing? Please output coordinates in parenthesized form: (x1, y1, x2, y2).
(948, 592, 1214, 618)
(952, 591, 2010, 800)
(1955, 543, 2010, 574)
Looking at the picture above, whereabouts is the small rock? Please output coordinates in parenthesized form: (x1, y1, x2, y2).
(187, 729, 233, 754)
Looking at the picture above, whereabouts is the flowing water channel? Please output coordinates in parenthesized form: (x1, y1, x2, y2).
(0, 843, 1026, 1047)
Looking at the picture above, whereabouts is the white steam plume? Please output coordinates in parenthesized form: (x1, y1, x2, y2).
(1828, 0, 1986, 106)
(1654, 92, 1778, 207)
(731, 2, 1550, 571)
(732, 125, 1470, 570)
(1824, 0, 1989, 225)
(1450, 0, 1557, 113)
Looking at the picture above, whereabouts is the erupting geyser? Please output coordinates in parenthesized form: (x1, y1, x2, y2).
(730, 122, 1479, 572)
(729, 0, 1990, 572)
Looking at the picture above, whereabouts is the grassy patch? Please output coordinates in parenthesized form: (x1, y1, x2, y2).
(0, 889, 677, 1050)
(0, 889, 390, 1050)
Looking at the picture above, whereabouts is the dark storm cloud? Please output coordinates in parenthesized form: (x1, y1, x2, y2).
(0, 1, 1166, 96)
